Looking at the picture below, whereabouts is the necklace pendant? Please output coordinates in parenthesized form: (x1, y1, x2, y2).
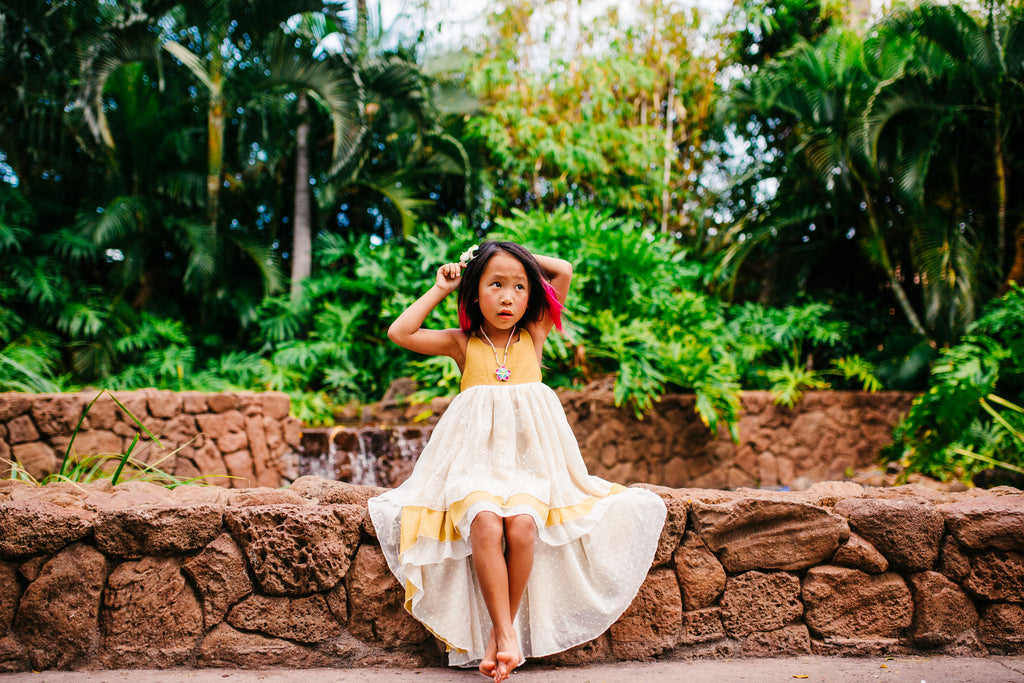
(495, 365, 511, 381)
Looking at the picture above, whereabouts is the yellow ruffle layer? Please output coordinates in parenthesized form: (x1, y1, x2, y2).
(398, 485, 627, 554)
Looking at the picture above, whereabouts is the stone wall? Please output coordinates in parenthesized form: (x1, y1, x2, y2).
(313, 389, 917, 490)
(0, 391, 301, 489)
(2, 388, 914, 492)
(562, 389, 917, 489)
(1, 476, 1021, 672)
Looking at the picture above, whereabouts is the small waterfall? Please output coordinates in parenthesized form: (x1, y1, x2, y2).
(297, 424, 434, 487)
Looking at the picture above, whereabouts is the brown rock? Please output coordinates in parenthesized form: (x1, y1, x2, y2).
(147, 391, 183, 419)
(227, 593, 341, 643)
(940, 535, 972, 582)
(182, 533, 253, 629)
(678, 608, 725, 645)
(810, 636, 907, 656)
(288, 475, 336, 501)
(218, 430, 250, 456)
(186, 441, 231, 487)
(636, 485, 688, 567)
(674, 531, 726, 610)
(228, 488, 310, 507)
(6, 415, 38, 444)
(908, 571, 979, 646)
(691, 498, 849, 572)
(798, 480, 865, 507)
(742, 624, 811, 656)
(802, 566, 913, 638)
(834, 497, 943, 572)
(13, 543, 107, 669)
(0, 393, 31, 421)
(93, 503, 223, 557)
(245, 415, 272, 472)
(978, 603, 1024, 653)
(941, 497, 1024, 551)
(608, 568, 682, 659)
(260, 392, 292, 420)
(831, 532, 889, 574)
(318, 482, 389, 507)
(30, 394, 85, 436)
(66, 430, 124, 459)
(0, 633, 28, 672)
(206, 394, 238, 414)
(197, 622, 335, 668)
(181, 391, 208, 413)
(346, 544, 431, 647)
(17, 556, 46, 582)
(170, 483, 229, 505)
(225, 504, 362, 596)
(325, 579, 348, 624)
(11, 442, 58, 480)
(100, 556, 202, 666)
(535, 634, 612, 666)
(719, 571, 803, 637)
(0, 501, 94, 559)
(963, 550, 1024, 601)
(223, 449, 257, 488)
(196, 409, 245, 441)
(0, 561, 20, 631)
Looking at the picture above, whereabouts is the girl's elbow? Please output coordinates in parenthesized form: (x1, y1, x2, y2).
(387, 323, 403, 345)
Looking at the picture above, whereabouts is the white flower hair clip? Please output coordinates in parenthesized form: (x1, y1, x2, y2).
(459, 244, 479, 264)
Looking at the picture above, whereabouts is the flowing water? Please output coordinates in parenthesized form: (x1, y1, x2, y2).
(297, 425, 433, 488)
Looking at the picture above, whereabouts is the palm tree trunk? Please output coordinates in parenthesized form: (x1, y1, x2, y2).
(207, 52, 225, 231)
(857, 179, 930, 338)
(995, 102, 1011, 289)
(290, 92, 313, 301)
(660, 68, 676, 234)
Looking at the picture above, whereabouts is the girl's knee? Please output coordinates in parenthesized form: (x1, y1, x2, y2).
(505, 515, 537, 547)
(471, 511, 504, 542)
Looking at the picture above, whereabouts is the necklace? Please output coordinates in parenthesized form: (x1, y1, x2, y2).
(479, 326, 515, 382)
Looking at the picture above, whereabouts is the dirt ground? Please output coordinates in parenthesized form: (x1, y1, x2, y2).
(2, 656, 1024, 683)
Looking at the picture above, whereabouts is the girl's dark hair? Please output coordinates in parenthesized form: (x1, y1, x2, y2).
(457, 241, 564, 333)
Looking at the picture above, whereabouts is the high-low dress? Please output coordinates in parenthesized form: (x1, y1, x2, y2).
(367, 329, 666, 666)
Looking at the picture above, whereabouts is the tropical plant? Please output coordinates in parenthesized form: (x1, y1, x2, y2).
(465, 0, 721, 232)
(888, 284, 1024, 481)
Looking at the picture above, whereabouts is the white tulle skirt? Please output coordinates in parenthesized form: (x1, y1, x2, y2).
(367, 382, 666, 666)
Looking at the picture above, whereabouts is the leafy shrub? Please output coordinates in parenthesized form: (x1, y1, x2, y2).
(887, 284, 1024, 481)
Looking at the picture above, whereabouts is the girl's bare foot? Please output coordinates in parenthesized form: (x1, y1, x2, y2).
(493, 634, 522, 683)
(479, 630, 497, 679)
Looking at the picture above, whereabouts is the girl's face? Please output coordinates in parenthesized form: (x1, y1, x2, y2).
(476, 251, 530, 336)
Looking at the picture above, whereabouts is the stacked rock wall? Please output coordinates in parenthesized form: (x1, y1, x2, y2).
(0, 391, 301, 489)
(317, 389, 917, 489)
(1, 476, 1021, 672)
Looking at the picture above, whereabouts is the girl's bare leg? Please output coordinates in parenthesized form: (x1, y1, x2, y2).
(495, 515, 536, 681)
(471, 513, 537, 683)
(472, 512, 511, 680)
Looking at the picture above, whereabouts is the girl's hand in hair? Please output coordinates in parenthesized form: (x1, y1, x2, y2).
(435, 262, 464, 295)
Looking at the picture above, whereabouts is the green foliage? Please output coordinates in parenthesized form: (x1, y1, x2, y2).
(888, 284, 1024, 481)
(725, 299, 880, 406)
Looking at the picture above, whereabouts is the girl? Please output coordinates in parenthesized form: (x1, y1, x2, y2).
(368, 241, 666, 683)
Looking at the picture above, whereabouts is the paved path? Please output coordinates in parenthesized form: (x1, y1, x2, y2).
(3, 656, 1024, 683)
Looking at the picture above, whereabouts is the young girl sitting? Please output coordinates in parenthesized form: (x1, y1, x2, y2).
(368, 241, 666, 682)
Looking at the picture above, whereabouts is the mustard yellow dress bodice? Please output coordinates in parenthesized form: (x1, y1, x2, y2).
(460, 328, 542, 391)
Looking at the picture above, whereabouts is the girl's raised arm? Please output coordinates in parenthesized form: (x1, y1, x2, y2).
(527, 253, 572, 349)
(387, 263, 468, 365)
(534, 253, 573, 305)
